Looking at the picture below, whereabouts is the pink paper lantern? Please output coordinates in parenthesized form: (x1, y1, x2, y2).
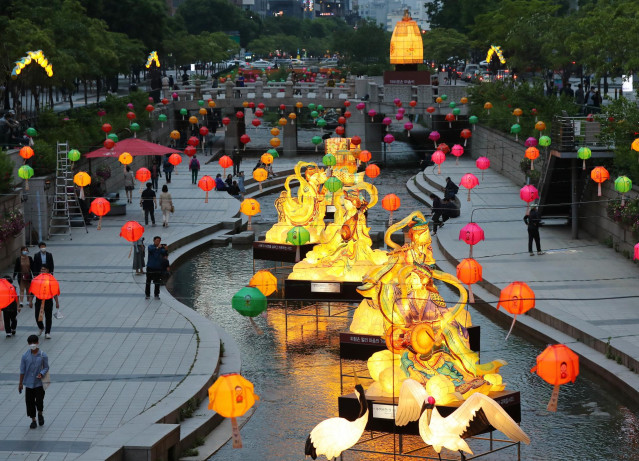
(404, 122, 413, 136)
(356, 102, 366, 113)
(476, 156, 490, 180)
(520, 185, 539, 213)
(368, 109, 377, 122)
(451, 144, 464, 165)
(525, 137, 538, 147)
(634, 242, 639, 260)
(431, 150, 446, 174)
(383, 134, 395, 145)
(428, 131, 441, 148)
(395, 113, 404, 121)
(382, 117, 392, 130)
(459, 222, 485, 258)
(460, 173, 479, 201)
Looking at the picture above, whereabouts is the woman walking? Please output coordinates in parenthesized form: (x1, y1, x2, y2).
(13, 246, 33, 308)
(159, 185, 174, 227)
(123, 166, 135, 204)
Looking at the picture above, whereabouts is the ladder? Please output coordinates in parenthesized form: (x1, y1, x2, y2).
(48, 141, 88, 240)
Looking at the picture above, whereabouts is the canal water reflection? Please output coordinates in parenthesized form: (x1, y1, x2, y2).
(170, 167, 639, 460)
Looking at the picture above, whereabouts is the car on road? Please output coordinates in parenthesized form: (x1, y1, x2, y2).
(462, 64, 481, 82)
(319, 58, 339, 67)
(478, 71, 493, 83)
(251, 60, 274, 69)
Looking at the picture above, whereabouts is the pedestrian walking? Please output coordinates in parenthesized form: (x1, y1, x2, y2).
(124, 166, 135, 204)
(133, 237, 145, 274)
(189, 155, 201, 184)
(31, 242, 54, 276)
(145, 236, 167, 300)
(19, 335, 49, 429)
(429, 193, 444, 235)
(32, 268, 59, 339)
(232, 147, 242, 176)
(524, 206, 544, 256)
(159, 185, 173, 227)
(13, 246, 34, 308)
(150, 161, 160, 191)
(163, 154, 174, 183)
(3, 276, 18, 337)
(140, 182, 157, 226)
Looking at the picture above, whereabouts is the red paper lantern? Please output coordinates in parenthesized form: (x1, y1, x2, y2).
(338, 116, 346, 125)
(365, 164, 380, 179)
(103, 138, 115, 150)
(255, 109, 264, 118)
(590, 166, 609, 196)
(257, 102, 265, 110)
(359, 150, 372, 163)
(382, 193, 401, 225)
(136, 167, 151, 183)
(426, 106, 435, 114)
(456, 258, 482, 303)
(459, 222, 484, 258)
(409, 100, 417, 108)
(635, 242, 639, 260)
(344, 100, 351, 107)
(248, 102, 255, 109)
(161, 98, 169, 105)
(0, 278, 17, 310)
(437, 143, 450, 155)
(102, 123, 112, 134)
(335, 126, 345, 136)
(460, 128, 472, 146)
(200, 126, 209, 137)
(431, 150, 446, 174)
(184, 145, 196, 157)
(198, 175, 215, 203)
(351, 135, 361, 147)
(219, 155, 233, 176)
(460, 173, 479, 201)
(126, 111, 136, 121)
(188, 136, 200, 147)
(19, 146, 34, 160)
(89, 197, 111, 230)
(120, 221, 144, 242)
(145, 104, 154, 114)
(222, 117, 231, 128)
(169, 153, 182, 166)
(445, 112, 455, 127)
(240, 134, 251, 149)
(236, 111, 244, 119)
(497, 281, 535, 340)
(29, 274, 60, 300)
(252, 119, 261, 128)
(344, 111, 351, 119)
(531, 344, 580, 412)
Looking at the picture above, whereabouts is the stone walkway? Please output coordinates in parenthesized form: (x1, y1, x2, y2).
(409, 157, 639, 401)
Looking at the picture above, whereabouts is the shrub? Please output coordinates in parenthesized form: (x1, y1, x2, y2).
(0, 209, 25, 244)
(0, 149, 14, 193)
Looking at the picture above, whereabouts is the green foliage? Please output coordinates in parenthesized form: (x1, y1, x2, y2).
(422, 29, 469, 65)
(598, 97, 639, 183)
(0, 209, 25, 244)
(607, 198, 639, 237)
(0, 150, 14, 194)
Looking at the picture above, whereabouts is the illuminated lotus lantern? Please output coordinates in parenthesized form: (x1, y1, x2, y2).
(451, 144, 464, 165)
(289, 112, 296, 124)
(18, 165, 34, 190)
(497, 281, 535, 340)
(389, 11, 423, 65)
(240, 198, 260, 230)
(456, 258, 482, 303)
(208, 373, 259, 447)
(208, 99, 216, 108)
(89, 197, 111, 230)
(311, 136, 323, 152)
(270, 137, 281, 148)
(525, 147, 540, 170)
(476, 156, 490, 180)
(520, 185, 539, 213)
(539, 135, 551, 151)
(67, 149, 81, 164)
(460, 173, 479, 201)
(426, 106, 435, 118)
(158, 114, 167, 129)
(30, 273, 60, 324)
(135, 167, 151, 194)
(198, 175, 215, 203)
(365, 164, 380, 180)
(221, 117, 230, 131)
(180, 108, 188, 119)
(74, 171, 91, 199)
(510, 123, 521, 142)
(253, 168, 268, 191)
(286, 226, 310, 262)
(484, 102, 492, 115)
(404, 121, 413, 136)
(240, 134, 251, 150)
(459, 222, 484, 258)
(189, 116, 198, 127)
(590, 166, 609, 197)
(431, 150, 445, 174)
(118, 152, 133, 165)
(335, 126, 345, 136)
(107, 133, 119, 143)
(469, 115, 478, 130)
(382, 193, 400, 225)
(614, 176, 632, 205)
(535, 120, 546, 135)
(525, 137, 538, 148)
(249, 270, 277, 296)
(428, 131, 440, 149)
(577, 147, 591, 170)
(356, 102, 365, 114)
(19, 146, 34, 162)
(170, 130, 180, 141)
(513, 108, 522, 123)
(324, 176, 343, 205)
(359, 150, 372, 164)
(632, 138, 639, 154)
(0, 278, 17, 331)
(531, 344, 579, 412)
(219, 155, 233, 177)
(436, 143, 449, 155)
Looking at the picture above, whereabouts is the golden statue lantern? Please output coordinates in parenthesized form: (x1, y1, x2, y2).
(389, 11, 423, 66)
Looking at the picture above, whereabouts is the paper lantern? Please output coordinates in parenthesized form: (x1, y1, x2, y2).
(240, 198, 261, 229)
(634, 242, 639, 260)
(383, 134, 395, 145)
(368, 109, 377, 122)
(184, 145, 196, 158)
(456, 258, 482, 303)
(382, 193, 401, 225)
(135, 168, 151, 184)
(316, 118, 327, 128)
(451, 144, 464, 165)
(365, 164, 380, 179)
(497, 281, 535, 340)
(404, 122, 413, 136)
(510, 124, 521, 141)
(198, 175, 215, 203)
(278, 117, 287, 126)
(531, 344, 579, 412)
(395, 113, 404, 121)
(520, 185, 539, 213)
(188, 136, 200, 147)
(219, 155, 233, 177)
(335, 126, 345, 136)
(102, 123, 112, 135)
(29, 273, 60, 300)
(309, 136, 322, 152)
(232, 285, 268, 318)
(19, 146, 34, 160)
(431, 150, 445, 174)
(296, 101, 304, 112)
(240, 134, 251, 150)
(460, 173, 479, 201)
(535, 121, 546, 133)
(18, 165, 34, 190)
(436, 97, 443, 105)
(308, 103, 316, 111)
(344, 100, 351, 108)
(445, 113, 455, 128)
(539, 135, 551, 147)
(525, 147, 540, 170)
(469, 115, 478, 130)
(103, 138, 115, 150)
(249, 270, 277, 296)
(484, 102, 492, 114)
(170, 130, 180, 140)
(0, 278, 17, 312)
(221, 117, 231, 131)
(286, 226, 311, 262)
(590, 166, 609, 196)
(324, 177, 343, 205)
(436, 143, 449, 155)
(614, 176, 632, 205)
(289, 112, 297, 124)
(525, 137, 538, 148)
(351, 136, 361, 147)
(200, 127, 209, 138)
(126, 111, 136, 122)
(577, 147, 591, 170)
(512, 108, 522, 123)
(460, 97, 468, 105)
(382, 117, 392, 128)
(25, 127, 37, 138)
(199, 108, 207, 118)
(89, 197, 111, 230)
(459, 222, 484, 258)
(208, 99, 216, 108)
(344, 111, 351, 119)
(426, 106, 435, 117)
(68, 149, 81, 163)
(168, 153, 182, 168)
(270, 137, 281, 148)
(74, 171, 91, 199)
(428, 131, 440, 148)
(460, 129, 472, 147)
(261, 153, 274, 165)
(359, 150, 372, 163)
(632, 138, 639, 152)
(119, 222, 144, 247)
(235, 111, 244, 120)
(253, 168, 268, 191)
(208, 373, 259, 448)
(267, 149, 279, 158)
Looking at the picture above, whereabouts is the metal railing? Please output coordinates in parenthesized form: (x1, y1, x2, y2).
(550, 114, 611, 151)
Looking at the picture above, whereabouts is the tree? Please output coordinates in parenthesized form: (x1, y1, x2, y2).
(425, 0, 501, 33)
(422, 29, 469, 65)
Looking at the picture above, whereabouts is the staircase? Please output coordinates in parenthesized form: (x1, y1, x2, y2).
(48, 142, 88, 239)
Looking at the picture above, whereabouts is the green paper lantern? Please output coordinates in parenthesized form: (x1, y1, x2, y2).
(449, 102, 456, 109)
(440, 94, 448, 101)
(130, 122, 140, 132)
(18, 165, 34, 180)
(539, 135, 551, 147)
(308, 103, 316, 111)
(310, 111, 319, 119)
(67, 149, 81, 162)
(267, 148, 279, 158)
(316, 118, 327, 128)
(324, 176, 343, 192)
(26, 127, 37, 137)
(180, 108, 188, 116)
(317, 105, 324, 112)
(615, 176, 632, 194)
(469, 115, 478, 125)
(510, 124, 521, 134)
(312, 136, 323, 151)
(286, 226, 310, 246)
(107, 133, 119, 143)
(231, 287, 267, 318)
(198, 100, 205, 107)
(453, 108, 461, 116)
(577, 147, 591, 160)
(158, 114, 167, 122)
(322, 153, 336, 167)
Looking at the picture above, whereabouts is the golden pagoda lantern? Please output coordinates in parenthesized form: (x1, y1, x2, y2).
(390, 10, 423, 65)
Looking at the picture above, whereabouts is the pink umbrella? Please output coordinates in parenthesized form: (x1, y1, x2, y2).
(459, 222, 485, 258)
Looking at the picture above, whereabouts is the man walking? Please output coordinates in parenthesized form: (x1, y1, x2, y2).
(524, 206, 545, 256)
(140, 182, 157, 226)
(189, 155, 201, 184)
(19, 335, 49, 429)
(32, 242, 54, 276)
(145, 236, 167, 300)
(429, 193, 444, 235)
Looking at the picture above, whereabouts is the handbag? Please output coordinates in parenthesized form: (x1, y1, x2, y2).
(40, 352, 50, 390)
(170, 205, 174, 213)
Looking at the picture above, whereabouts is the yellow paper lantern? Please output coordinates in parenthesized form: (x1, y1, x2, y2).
(253, 168, 268, 182)
(269, 137, 281, 148)
(119, 152, 133, 165)
(240, 198, 261, 216)
(389, 11, 424, 65)
(270, 127, 280, 137)
(278, 117, 287, 126)
(189, 116, 198, 125)
(199, 108, 207, 116)
(73, 171, 91, 187)
(261, 153, 273, 165)
(170, 130, 180, 140)
(288, 112, 297, 120)
(249, 270, 278, 296)
(242, 101, 249, 108)
(208, 100, 216, 108)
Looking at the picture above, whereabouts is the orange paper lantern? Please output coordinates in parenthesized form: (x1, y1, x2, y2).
(168, 153, 182, 166)
(89, 197, 111, 230)
(525, 147, 540, 170)
(198, 175, 215, 203)
(219, 155, 233, 176)
(120, 221, 144, 243)
(531, 344, 579, 412)
(135, 167, 151, 183)
(382, 193, 401, 224)
(249, 270, 277, 296)
(19, 146, 34, 160)
(365, 164, 380, 179)
(253, 168, 268, 191)
(0, 278, 18, 310)
(29, 273, 60, 300)
(497, 281, 535, 340)
(456, 258, 482, 303)
(240, 198, 261, 229)
(590, 166, 609, 196)
(119, 152, 133, 165)
(359, 150, 372, 163)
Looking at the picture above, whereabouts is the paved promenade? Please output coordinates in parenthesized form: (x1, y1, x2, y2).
(409, 158, 639, 401)
(0, 155, 243, 459)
